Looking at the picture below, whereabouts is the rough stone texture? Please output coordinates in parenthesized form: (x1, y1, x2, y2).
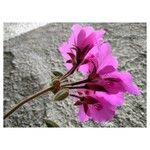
(4, 23, 47, 41)
(3, 23, 146, 127)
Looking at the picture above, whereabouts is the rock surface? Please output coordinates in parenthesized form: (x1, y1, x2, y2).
(4, 23, 146, 127)
(4, 23, 47, 41)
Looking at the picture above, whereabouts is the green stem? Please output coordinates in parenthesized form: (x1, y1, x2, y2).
(4, 86, 54, 119)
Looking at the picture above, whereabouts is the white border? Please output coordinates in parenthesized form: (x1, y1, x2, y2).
(0, 0, 149, 22)
(0, 0, 149, 150)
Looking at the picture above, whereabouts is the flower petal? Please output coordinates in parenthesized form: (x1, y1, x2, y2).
(99, 65, 115, 75)
(86, 46, 99, 58)
(82, 32, 96, 49)
(71, 24, 82, 45)
(77, 29, 86, 48)
(65, 63, 73, 70)
(78, 63, 89, 73)
(96, 92, 124, 106)
(83, 26, 95, 36)
(59, 42, 71, 61)
(88, 97, 116, 123)
(106, 71, 141, 95)
(78, 105, 90, 122)
(98, 77, 125, 94)
(98, 42, 118, 70)
(95, 29, 106, 44)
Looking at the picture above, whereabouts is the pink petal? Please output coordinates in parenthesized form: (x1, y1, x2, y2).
(82, 32, 96, 48)
(71, 24, 82, 45)
(88, 97, 116, 123)
(59, 42, 73, 70)
(77, 29, 86, 48)
(99, 65, 115, 75)
(96, 92, 124, 106)
(65, 63, 73, 70)
(82, 26, 105, 43)
(71, 24, 82, 32)
(96, 29, 106, 38)
(78, 105, 90, 122)
(98, 78, 125, 94)
(78, 63, 89, 74)
(59, 42, 71, 61)
(98, 42, 118, 70)
(85, 46, 99, 59)
(83, 26, 94, 36)
(95, 29, 106, 44)
(107, 71, 141, 95)
(79, 89, 95, 96)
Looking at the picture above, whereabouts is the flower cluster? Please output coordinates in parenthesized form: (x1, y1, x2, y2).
(59, 24, 140, 123)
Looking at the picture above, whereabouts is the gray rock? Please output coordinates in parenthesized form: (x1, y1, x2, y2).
(3, 23, 146, 127)
(4, 23, 47, 41)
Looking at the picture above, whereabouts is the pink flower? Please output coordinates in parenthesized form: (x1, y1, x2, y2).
(73, 90, 124, 123)
(59, 24, 105, 71)
(79, 43, 140, 95)
(59, 24, 141, 123)
(78, 41, 118, 73)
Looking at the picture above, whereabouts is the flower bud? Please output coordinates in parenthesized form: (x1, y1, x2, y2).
(44, 119, 59, 127)
(54, 88, 69, 101)
(51, 71, 64, 84)
(52, 71, 63, 77)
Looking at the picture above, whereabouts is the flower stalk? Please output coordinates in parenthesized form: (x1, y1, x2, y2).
(62, 78, 89, 87)
(4, 24, 141, 125)
(60, 64, 78, 81)
(4, 86, 54, 119)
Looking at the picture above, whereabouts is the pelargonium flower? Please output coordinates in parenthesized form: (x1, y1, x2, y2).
(79, 43, 140, 95)
(78, 41, 118, 73)
(59, 24, 105, 71)
(59, 24, 141, 124)
(72, 90, 124, 123)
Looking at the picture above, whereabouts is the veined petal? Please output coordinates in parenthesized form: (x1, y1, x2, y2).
(98, 77, 125, 94)
(77, 29, 86, 48)
(71, 24, 82, 45)
(107, 71, 141, 95)
(82, 32, 96, 49)
(88, 97, 116, 123)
